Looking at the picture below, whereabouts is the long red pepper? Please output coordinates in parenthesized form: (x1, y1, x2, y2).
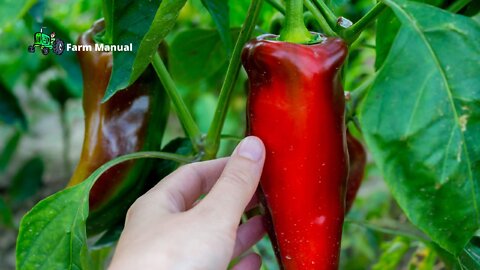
(243, 34, 348, 269)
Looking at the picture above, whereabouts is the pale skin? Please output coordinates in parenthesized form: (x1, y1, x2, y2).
(110, 136, 267, 270)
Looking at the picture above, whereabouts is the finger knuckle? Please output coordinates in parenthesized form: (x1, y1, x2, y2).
(223, 168, 252, 188)
(176, 163, 196, 175)
(125, 195, 148, 221)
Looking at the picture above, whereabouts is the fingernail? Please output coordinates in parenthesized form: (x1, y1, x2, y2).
(236, 136, 264, 161)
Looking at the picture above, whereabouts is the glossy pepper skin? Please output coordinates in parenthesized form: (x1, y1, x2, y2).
(345, 131, 367, 213)
(243, 34, 348, 269)
(67, 20, 168, 235)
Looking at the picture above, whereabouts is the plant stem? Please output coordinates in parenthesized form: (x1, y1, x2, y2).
(342, 2, 386, 43)
(204, 0, 264, 159)
(447, 0, 471, 13)
(265, 0, 285, 14)
(152, 53, 202, 152)
(280, 0, 314, 43)
(304, 0, 336, 37)
(312, 0, 337, 30)
(346, 75, 375, 121)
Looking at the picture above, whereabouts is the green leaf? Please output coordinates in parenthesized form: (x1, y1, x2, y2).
(170, 29, 238, 85)
(9, 157, 44, 204)
(375, 8, 401, 69)
(16, 180, 92, 270)
(0, 22, 42, 90)
(474, 12, 480, 24)
(0, 130, 22, 172)
(372, 237, 410, 270)
(200, 0, 232, 54)
(24, 0, 46, 31)
(361, 0, 480, 255)
(459, 237, 480, 269)
(375, 0, 445, 69)
(0, 83, 27, 130)
(16, 151, 190, 270)
(102, 0, 114, 44)
(104, 0, 187, 101)
(0, 0, 37, 30)
(465, 2, 480, 17)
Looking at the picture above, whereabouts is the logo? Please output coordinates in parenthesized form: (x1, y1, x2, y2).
(27, 27, 65, 56)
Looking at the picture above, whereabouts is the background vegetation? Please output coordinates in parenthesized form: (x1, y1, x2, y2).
(1, 0, 479, 269)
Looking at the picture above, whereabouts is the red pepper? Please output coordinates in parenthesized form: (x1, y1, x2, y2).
(345, 131, 367, 212)
(243, 34, 348, 269)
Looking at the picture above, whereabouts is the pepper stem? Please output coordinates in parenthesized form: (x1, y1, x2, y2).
(341, 2, 386, 43)
(279, 0, 313, 43)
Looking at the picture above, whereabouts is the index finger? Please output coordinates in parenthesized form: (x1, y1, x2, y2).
(142, 158, 229, 213)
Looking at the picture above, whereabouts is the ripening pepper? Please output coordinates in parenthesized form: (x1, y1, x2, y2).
(243, 34, 348, 269)
(67, 19, 169, 235)
(345, 131, 367, 213)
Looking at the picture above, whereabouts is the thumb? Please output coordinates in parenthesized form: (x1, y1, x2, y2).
(197, 136, 265, 223)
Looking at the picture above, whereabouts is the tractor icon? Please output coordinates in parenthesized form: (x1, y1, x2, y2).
(28, 27, 65, 55)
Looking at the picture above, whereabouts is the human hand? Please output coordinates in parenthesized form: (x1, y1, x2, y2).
(109, 136, 266, 270)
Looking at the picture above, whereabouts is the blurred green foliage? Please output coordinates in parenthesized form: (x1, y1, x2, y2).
(2, 0, 477, 269)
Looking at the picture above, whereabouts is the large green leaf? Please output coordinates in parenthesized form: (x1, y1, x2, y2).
(360, 0, 480, 255)
(200, 0, 232, 54)
(16, 152, 190, 270)
(170, 29, 237, 85)
(375, 8, 401, 69)
(104, 0, 187, 101)
(375, 0, 445, 69)
(16, 179, 92, 270)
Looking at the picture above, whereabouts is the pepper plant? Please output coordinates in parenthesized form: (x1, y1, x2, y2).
(0, 0, 478, 269)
